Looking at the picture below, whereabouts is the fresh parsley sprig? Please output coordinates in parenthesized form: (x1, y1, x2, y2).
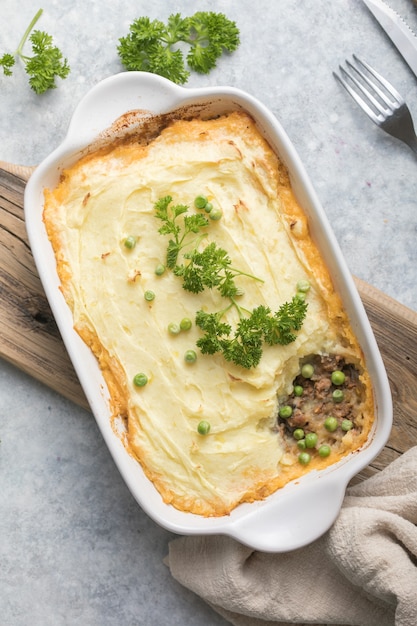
(196, 299, 307, 369)
(0, 9, 70, 94)
(155, 196, 262, 295)
(117, 12, 240, 84)
(178, 240, 264, 296)
(155, 195, 209, 269)
(154, 196, 308, 369)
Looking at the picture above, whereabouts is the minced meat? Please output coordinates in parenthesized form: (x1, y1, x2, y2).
(276, 354, 365, 462)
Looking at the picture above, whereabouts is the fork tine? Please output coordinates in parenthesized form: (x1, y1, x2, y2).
(334, 55, 417, 154)
(352, 55, 404, 104)
(344, 59, 395, 113)
(333, 55, 404, 124)
(333, 67, 380, 124)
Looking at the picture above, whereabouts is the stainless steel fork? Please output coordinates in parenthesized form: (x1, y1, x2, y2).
(334, 55, 417, 154)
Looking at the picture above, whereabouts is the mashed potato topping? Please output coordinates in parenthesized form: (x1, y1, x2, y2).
(43, 111, 374, 516)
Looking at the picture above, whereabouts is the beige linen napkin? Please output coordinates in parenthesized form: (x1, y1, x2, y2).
(166, 447, 417, 626)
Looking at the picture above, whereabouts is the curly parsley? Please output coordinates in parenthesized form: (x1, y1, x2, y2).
(154, 196, 308, 369)
(0, 9, 70, 94)
(117, 12, 240, 84)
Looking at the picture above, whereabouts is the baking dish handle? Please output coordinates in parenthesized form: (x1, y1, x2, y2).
(229, 475, 348, 553)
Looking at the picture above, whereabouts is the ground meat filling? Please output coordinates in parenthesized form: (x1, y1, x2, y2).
(277, 354, 365, 463)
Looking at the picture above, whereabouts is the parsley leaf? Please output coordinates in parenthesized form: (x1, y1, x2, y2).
(118, 12, 240, 84)
(186, 12, 240, 74)
(24, 30, 70, 94)
(155, 195, 208, 269)
(0, 9, 70, 94)
(0, 53, 15, 77)
(195, 311, 232, 356)
(178, 242, 252, 296)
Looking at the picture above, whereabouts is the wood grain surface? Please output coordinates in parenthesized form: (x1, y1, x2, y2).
(1, 163, 416, 481)
(0, 163, 88, 410)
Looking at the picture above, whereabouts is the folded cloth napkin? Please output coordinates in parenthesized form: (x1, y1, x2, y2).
(166, 447, 417, 626)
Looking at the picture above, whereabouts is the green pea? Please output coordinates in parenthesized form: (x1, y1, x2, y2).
(184, 349, 197, 363)
(293, 385, 304, 397)
(124, 236, 137, 250)
(301, 363, 314, 379)
(168, 322, 181, 335)
(319, 444, 331, 458)
(209, 207, 223, 221)
(295, 291, 306, 302)
(305, 432, 318, 449)
(133, 373, 148, 387)
(342, 419, 353, 431)
(293, 428, 305, 441)
(180, 317, 192, 331)
(194, 195, 208, 209)
(331, 370, 346, 386)
(197, 420, 211, 435)
(155, 263, 165, 276)
(279, 405, 293, 419)
(144, 290, 155, 301)
(296, 279, 310, 293)
(298, 452, 311, 465)
(204, 202, 213, 213)
(324, 416, 338, 432)
(297, 439, 307, 450)
(332, 389, 344, 403)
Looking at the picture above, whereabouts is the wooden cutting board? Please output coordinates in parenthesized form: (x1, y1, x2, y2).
(1, 162, 416, 482)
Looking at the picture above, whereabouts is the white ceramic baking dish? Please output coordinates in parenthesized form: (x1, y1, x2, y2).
(24, 71, 392, 552)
